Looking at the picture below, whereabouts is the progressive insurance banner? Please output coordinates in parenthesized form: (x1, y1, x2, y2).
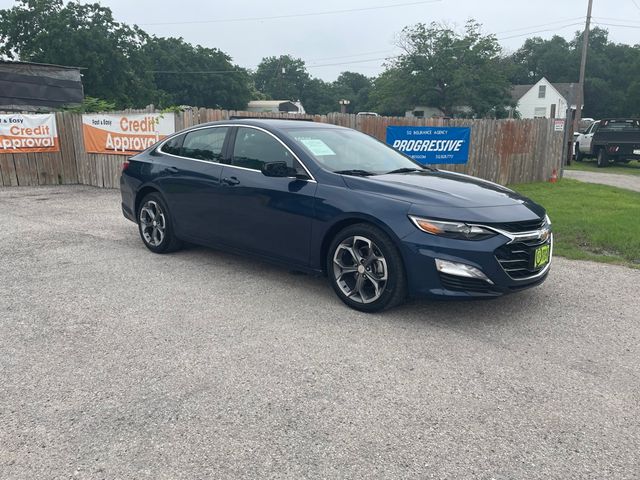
(82, 112, 175, 156)
(0, 114, 60, 153)
(386, 126, 471, 164)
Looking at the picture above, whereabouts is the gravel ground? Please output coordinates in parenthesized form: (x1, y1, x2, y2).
(1, 185, 639, 480)
(563, 169, 640, 192)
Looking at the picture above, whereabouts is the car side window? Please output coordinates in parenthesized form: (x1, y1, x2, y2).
(232, 127, 305, 175)
(181, 127, 228, 162)
(161, 134, 184, 155)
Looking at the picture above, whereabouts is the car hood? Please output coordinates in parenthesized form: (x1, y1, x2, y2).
(343, 170, 528, 206)
(343, 170, 545, 221)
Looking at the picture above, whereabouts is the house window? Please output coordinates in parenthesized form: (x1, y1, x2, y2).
(534, 107, 546, 118)
(413, 110, 424, 118)
(538, 85, 546, 98)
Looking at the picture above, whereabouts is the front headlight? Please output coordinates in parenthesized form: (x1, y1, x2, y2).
(409, 216, 496, 240)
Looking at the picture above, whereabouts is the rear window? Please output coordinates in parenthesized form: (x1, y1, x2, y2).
(598, 119, 640, 132)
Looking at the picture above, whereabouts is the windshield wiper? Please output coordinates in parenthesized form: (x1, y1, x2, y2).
(334, 169, 376, 176)
(386, 165, 437, 174)
(384, 167, 425, 174)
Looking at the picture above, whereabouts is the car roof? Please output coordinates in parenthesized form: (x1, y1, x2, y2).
(195, 118, 346, 131)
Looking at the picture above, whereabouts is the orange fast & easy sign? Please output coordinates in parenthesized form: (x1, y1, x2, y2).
(82, 113, 175, 155)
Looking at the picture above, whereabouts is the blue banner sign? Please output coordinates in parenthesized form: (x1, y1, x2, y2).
(386, 126, 471, 164)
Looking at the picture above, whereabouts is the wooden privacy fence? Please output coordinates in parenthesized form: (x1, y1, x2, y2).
(0, 110, 564, 188)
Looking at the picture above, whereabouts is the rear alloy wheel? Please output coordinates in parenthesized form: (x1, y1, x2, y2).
(597, 148, 609, 168)
(328, 224, 406, 312)
(137, 193, 182, 253)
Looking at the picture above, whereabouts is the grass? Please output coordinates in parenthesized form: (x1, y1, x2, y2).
(566, 158, 640, 176)
(510, 179, 640, 268)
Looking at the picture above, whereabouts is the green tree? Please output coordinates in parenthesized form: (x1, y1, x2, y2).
(253, 55, 310, 101)
(142, 37, 251, 109)
(392, 21, 512, 118)
(508, 36, 577, 84)
(300, 78, 337, 114)
(368, 68, 415, 116)
(507, 27, 640, 118)
(0, 0, 156, 107)
(332, 72, 373, 113)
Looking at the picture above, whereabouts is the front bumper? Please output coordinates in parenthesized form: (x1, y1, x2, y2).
(400, 229, 553, 299)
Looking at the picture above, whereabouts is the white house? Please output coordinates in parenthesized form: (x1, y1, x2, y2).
(511, 77, 578, 119)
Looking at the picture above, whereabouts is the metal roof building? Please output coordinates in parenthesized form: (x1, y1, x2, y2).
(0, 61, 84, 111)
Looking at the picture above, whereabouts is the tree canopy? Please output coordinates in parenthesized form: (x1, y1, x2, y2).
(504, 27, 640, 118)
(1, 0, 639, 117)
(385, 21, 513, 117)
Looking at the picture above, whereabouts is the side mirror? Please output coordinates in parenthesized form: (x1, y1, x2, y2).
(262, 161, 297, 178)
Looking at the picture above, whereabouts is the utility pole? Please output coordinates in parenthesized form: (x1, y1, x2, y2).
(573, 0, 593, 135)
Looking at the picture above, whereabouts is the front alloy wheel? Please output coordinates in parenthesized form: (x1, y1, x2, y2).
(328, 223, 407, 312)
(333, 235, 388, 304)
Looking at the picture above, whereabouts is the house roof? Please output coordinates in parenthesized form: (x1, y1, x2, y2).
(511, 79, 579, 105)
(0, 60, 85, 70)
(553, 83, 579, 105)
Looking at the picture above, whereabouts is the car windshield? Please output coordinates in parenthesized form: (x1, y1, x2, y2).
(288, 127, 424, 175)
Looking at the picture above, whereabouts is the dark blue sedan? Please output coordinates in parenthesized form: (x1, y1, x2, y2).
(120, 119, 552, 312)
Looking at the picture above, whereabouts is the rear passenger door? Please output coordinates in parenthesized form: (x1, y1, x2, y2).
(217, 126, 317, 266)
(156, 126, 230, 242)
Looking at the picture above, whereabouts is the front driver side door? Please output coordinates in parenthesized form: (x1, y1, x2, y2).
(217, 126, 318, 267)
(580, 121, 599, 153)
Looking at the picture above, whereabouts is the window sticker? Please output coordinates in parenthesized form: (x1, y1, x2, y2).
(298, 138, 336, 156)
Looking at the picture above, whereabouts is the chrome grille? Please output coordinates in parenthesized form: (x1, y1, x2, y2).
(485, 218, 545, 233)
(495, 237, 550, 279)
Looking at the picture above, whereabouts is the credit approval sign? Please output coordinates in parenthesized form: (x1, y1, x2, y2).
(0, 114, 60, 153)
(82, 113, 175, 155)
(386, 126, 471, 164)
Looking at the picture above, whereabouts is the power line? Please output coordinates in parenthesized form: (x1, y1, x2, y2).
(496, 22, 585, 40)
(307, 56, 399, 68)
(150, 70, 245, 74)
(631, 0, 640, 12)
(139, 0, 443, 26)
(592, 16, 640, 23)
(592, 21, 640, 29)
(307, 49, 398, 63)
(494, 17, 585, 35)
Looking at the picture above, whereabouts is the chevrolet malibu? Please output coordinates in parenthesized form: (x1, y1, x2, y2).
(120, 119, 552, 312)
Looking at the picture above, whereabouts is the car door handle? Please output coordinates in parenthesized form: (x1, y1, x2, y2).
(222, 176, 240, 186)
(164, 166, 179, 174)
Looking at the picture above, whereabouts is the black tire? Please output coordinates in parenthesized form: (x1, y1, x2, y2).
(597, 149, 609, 168)
(137, 192, 182, 253)
(575, 144, 584, 161)
(327, 223, 407, 312)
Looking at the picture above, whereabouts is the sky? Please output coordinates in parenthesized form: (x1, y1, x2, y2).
(1, 0, 639, 80)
